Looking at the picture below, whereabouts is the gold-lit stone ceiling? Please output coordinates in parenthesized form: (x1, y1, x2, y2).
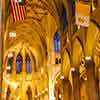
(1, 0, 100, 99)
(2, 0, 60, 99)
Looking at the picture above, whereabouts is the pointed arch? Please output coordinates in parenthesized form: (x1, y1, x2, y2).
(6, 52, 14, 74)
(16, 53, 22, 74)
(62, 49, 71, 77)
(54, 32, 61, 53)
(26, 54, 32, 74)
(72, 37, 84, 67)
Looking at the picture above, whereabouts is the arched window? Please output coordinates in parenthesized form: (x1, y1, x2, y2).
(26, 54, 32, 73)
(6, 54, 14, 73)
(62, 6, 68, 30)
(16, 53, 22, 74)
(54, 32, 61, 53)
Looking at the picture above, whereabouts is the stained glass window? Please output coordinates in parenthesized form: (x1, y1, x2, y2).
(7, 56, 13, 73)
(16, 53, 22, 74)
(54, 32, 61, 53)
(62, 6, 68, 30)
(26, 54, 32, 73)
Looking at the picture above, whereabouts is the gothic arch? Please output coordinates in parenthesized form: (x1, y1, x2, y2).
(72, 37, 84, 68)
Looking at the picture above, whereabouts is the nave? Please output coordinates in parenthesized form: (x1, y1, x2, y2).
(0, 0, 100, 100)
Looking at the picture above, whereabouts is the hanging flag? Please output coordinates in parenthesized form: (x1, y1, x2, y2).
(10, 0, 26, 22)
(76, 2, 91, 27)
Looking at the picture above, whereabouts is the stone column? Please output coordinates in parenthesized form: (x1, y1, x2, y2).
(22, 46, 26, 78)
(44, 93, 49, 100)
(71, 68, 81, 100)
(98, 67, 100, 99)
(0, 0, 2, 97)
(85, 57, 99, 100)
(62, 78, 72, 100)
(12, 53, 17, 79)
(47, 36, 57, 100)
(97, 0, 100, 8)
(0, 0, 4, 98)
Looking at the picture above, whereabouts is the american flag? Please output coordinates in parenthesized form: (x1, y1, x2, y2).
(10, 0, 26, 22)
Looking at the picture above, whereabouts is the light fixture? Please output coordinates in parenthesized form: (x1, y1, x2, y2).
(67, 38, 70, 43)
(85, 56, 92, 61)
(38, 92, 41, 96)
(78, 25, 80, 29)
(45, 88, 48, 92)
(59, 94, 62, 99)
(55, 81, 58, 84)
(9, 32, 16, 38)
(71, 68, 76, 72)
(60, 75, 64, 80)
(4, 88, 8, 93)
(41, 90, 45, 94)
(34, 95, 38, 98)
(41, 68, 44, 74)
(15, 0, 22, 3)
(84, 77, 87, 81)
(6, 66, 11, 70)
(99, 68, 100, 72)
(8, 52, 13, 58)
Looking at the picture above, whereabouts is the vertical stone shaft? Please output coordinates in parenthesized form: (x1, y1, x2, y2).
(85, 59, 99, 100)
(71, 68, 81, 100)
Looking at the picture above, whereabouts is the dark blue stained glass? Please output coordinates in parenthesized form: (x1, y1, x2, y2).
(16, 54, 22, 74)
(61, 5, 68, 30)
(63, 7, 68, 30)
(26, 55, 32, 73)
(54, 32, 61, 53)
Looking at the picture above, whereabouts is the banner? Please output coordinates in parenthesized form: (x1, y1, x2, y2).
(76, 2, 91, 27)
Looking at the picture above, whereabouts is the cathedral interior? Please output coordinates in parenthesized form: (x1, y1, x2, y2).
(0, 0, 100, 100)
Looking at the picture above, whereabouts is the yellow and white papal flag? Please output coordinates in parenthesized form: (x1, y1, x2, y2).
(76, 2, 91, 27)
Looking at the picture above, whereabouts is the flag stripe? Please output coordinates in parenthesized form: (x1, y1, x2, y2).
(17, 2, 22, 21)
(10, 0, 26, 22)
(20, 6, 24, 20)
(10, 0, 17, 22)
(14, 1, 20, 21)
(22, 5, 26, 18)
